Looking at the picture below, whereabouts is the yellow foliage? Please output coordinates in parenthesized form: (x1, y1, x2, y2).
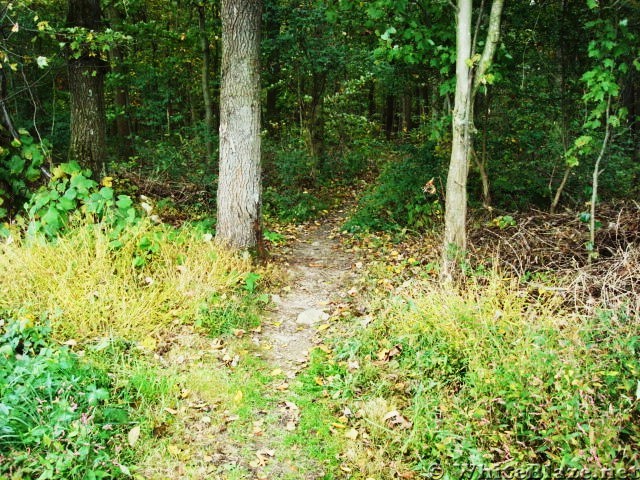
(0, 220, 254, 341)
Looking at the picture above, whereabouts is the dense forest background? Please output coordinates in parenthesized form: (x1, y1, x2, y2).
(1, 0, 638, 229)
(1, 1, 640, 478)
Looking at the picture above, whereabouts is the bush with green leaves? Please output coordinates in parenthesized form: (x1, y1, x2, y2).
(0, 314, 135, 479)
(0, 130, 48, 222)
(25, 161, 139, 239)
(344, 144, 444, 232)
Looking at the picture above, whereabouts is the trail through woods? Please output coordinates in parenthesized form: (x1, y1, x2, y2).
(142, 209, 358, 479)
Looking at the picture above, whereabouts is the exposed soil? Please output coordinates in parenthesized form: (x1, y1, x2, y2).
(141, 210, 358, 479)
(260, 211, 357, 376)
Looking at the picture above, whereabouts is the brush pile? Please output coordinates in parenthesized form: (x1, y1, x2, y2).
(469, 201, 640, 315)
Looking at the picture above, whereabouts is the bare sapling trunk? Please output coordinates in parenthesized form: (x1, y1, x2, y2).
(441, 0, 504, 280)
(589, 95, 612, 262)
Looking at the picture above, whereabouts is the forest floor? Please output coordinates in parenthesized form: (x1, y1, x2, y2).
(141, 209, 362, 479)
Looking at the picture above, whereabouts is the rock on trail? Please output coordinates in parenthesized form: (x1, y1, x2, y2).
(259, 216, 356, 377)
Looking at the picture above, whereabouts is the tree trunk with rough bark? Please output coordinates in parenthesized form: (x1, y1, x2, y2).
(216, 0, 263, 251)
(67, 0, 108, 177)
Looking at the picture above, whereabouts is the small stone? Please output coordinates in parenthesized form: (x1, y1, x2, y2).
(296, 309, 329, 325)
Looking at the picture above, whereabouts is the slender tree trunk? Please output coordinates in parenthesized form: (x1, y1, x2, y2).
(367, 80, 376, 119)
(589, 95, 611, 262)
(384, 94, 395, 140)
(476, 94, 491, 207)
(105, 5, 132, 158)
(0, 69, 19, 142)
(198, 4, 215, 164)
(442, 0, 473, 280)
(442, 0, 504, 280)
(216, 0, 263, 251)
(67, 0, 108, 177)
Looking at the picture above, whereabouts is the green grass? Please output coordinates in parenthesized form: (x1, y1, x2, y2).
(323, 277, 640, 477)
(0, 315, 174, 479)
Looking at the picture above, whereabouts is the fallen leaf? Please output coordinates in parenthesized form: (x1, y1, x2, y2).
(167, 444, 181, 456)
(127, 425, 141, 447)
(344, 428, 359, 440)
(377, 344, 403, 362)
(285, 421, 296, 431)
(152, 422, 169, 437)
(270, 368, 283, 377)
(164, 407, 178, 415)
(224, 414, 240, 423)
(233, 390, 243, 403)
(317, 323, 331, 331)
(383, 410, 413, 429)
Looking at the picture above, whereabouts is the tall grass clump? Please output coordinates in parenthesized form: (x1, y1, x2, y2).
(0, 219, 256, 341)
(333, 277, 640, 476)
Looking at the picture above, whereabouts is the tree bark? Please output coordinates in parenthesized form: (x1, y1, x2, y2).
(442, 0, 504, 280)
(198, 3, 215, 164)
(216, 0, 263, 251)
(67, 0, 108, 177)
(442, 0, 473, 280)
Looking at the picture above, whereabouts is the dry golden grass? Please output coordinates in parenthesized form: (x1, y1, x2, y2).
(0, 221, 254, 341)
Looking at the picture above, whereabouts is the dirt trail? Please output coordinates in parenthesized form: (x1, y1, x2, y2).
(225, 210, 357, 478)
(260, 211, 356, 376)
(141, 210, 358, 479)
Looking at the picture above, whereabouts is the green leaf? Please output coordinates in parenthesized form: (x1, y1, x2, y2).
(116, 195, 133, 209)
(7, 155, 25, 175)
(99, 187, 114, 200)
(58, 197, 76, 211)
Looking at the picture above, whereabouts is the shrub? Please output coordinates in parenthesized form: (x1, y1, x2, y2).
(0, 315, 134, 479)
(344, 144, 444, 232)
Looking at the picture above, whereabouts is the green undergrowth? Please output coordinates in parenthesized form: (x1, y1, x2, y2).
(322, 277, 640, 478)
(0, 315, 177, 479)
(344, 144, 445, 233)
(0, 213, 270, 478)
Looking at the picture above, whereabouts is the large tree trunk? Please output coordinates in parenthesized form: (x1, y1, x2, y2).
(442, 0, 473, 280)
(216, 0, 263, 251)
(67, 0, 108, 177)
